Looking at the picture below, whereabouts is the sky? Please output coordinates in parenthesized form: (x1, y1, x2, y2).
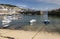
(0, 0, 60, 10)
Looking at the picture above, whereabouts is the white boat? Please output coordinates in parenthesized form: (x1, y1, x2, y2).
(2, 20, 11, 27)
(29, 19, 36, 25)
(2, 16, 12, 27)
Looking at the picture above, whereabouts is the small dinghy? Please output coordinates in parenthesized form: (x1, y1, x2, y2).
(29, 19, 36, 25)
(43, 20, 50, 25)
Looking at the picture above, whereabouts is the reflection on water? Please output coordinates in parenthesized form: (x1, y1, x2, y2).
(0, 14, 60, 30)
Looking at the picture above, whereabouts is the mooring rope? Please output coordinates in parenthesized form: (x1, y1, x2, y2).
(0, 35, 15, 39)
(0, 33, 14, 39)
(32, 25, 45, 39)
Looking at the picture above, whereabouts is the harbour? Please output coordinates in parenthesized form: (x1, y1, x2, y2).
(0, 14, 60, 32)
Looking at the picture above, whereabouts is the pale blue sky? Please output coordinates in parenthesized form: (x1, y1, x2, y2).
(0, 0, 60, 10)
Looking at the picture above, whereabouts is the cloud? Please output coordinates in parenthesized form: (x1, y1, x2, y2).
(16, 4, 28, 8)
(37, 0, 60, 5)
(25, 0, 60, 5)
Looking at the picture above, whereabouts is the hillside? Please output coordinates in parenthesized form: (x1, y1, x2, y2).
(48, 8, 60, 17)
(0, 4, 23, 14)
(0, 4, 17, 7)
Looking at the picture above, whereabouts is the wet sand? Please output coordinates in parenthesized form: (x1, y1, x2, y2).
(0, 29, 60, 39)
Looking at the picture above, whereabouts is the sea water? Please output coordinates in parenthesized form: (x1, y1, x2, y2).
(0, 14, 60, 29)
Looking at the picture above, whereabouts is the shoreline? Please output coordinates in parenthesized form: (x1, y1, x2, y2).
(0, 29, 60, 39)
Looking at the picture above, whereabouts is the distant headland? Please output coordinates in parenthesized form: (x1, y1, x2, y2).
(0, 4, 60, 17)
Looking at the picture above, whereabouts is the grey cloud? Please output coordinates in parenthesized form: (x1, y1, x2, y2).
(24, 0, 60, 5)
(37, 0, 60, 5)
